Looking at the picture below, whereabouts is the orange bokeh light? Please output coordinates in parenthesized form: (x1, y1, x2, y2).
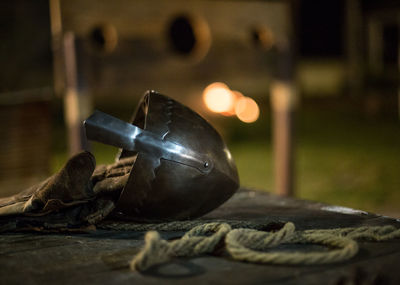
(203, 82, 235, 113)
(203, 83, 260, 123)
(235, 96, 260, 123)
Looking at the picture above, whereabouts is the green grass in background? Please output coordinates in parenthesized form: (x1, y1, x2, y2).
(230, 137, 400, 215)
(230, 141, 272, 190)
(229, 106, 400, 215)
(296, 109, 400, 215)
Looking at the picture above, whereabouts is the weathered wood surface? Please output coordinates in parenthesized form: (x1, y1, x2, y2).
(1, 189, 399, 285)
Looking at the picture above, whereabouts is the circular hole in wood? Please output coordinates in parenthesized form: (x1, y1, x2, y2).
(89, 24, 118, 54)
(251, 25, 275, 51)
(167, 14, 211, 61)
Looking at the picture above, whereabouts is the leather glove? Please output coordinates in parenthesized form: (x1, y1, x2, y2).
(0, 151, 135, 232)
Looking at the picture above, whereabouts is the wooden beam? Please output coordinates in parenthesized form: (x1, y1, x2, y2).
(63, 32, 92, 155)
(271, 81, 296, 197)
(49, 0, 64, 97)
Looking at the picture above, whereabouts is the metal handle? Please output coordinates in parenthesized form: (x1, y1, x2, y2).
(83, 110, 213, 173)
(84, 110, 142, 151)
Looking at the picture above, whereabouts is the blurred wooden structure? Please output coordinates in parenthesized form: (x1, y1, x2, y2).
(50, 0, 297, 195)
(0, 0, 53, 197)
(363, 1, 400, 118)
(62, 32, 92, 155)
(51, 0, 291, 104)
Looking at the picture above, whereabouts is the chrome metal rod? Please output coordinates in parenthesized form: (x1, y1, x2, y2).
(83, 110, 212, 173)
(84, 110, 142, 151)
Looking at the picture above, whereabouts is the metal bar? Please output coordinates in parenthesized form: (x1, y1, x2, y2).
(84, 110, 212, 173)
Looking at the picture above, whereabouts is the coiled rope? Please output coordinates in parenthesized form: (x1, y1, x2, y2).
(104, 221, 400, 271)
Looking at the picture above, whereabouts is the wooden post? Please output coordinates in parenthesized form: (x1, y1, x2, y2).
(49, 0, 64, 97)
(397, 18, 400, 121)
(367, 19, 384, 75)
(63, 32, 92, 155)
(270, 36, 297, 197)
(345, 0, 364, 96)
(269, 0, 298, 197)
(398, 19, 400, 121)
(271, 81, 296, 197)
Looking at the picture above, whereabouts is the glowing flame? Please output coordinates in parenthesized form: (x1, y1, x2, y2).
(203, 82, 235, 113)
(235, 96, 260, 123)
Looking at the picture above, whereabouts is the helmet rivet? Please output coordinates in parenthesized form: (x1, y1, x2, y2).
(204, 162, 209, 168)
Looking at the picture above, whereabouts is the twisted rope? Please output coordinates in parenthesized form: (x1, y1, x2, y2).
(127, 221, 400, 271)
(130, 222, 231, 271)
(225, 224, 358, 265)
(98, 219, 273, 231)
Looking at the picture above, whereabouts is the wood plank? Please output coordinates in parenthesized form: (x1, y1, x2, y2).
(0, 189, 399, 284)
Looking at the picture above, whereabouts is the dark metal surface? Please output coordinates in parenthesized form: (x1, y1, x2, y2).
(0, 189, 399, 285)
(84, 91, 239, 222)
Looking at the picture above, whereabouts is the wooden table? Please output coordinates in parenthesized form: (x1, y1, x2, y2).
(1, 189, 399, 284)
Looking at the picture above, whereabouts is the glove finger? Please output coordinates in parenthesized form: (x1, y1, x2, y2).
(91, 164, 107, 183)
(33, 151, 96, 205)
(91, 155, 135, 183)
(93, 172, 130, 195)
(108, 155, 137, 171)
(105, 165, 132, 178)
(0, 151, 96, 216)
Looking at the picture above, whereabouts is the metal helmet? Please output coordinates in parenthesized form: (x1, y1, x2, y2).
(84, 90, 239, 222)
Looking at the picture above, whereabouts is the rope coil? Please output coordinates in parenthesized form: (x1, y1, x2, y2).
(126, 221, 400, 271)
(130, 222, 231, 271)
